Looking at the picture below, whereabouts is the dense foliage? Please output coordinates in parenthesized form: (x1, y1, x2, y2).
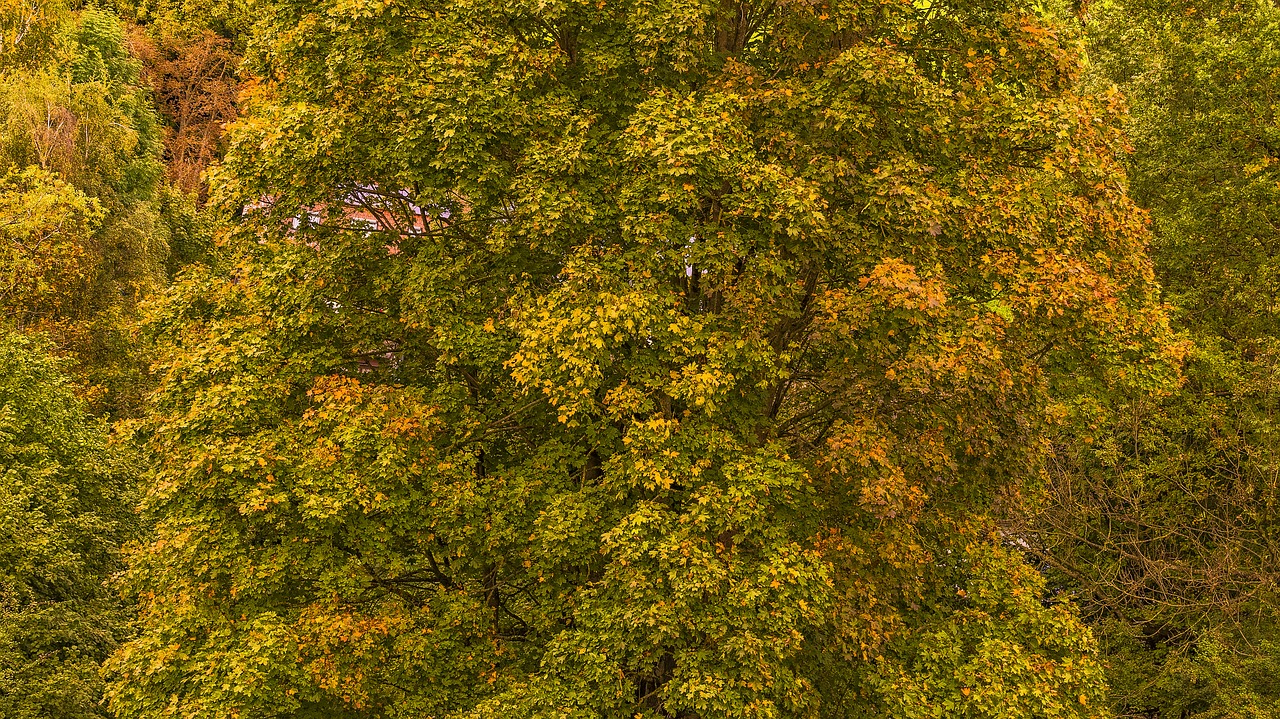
(4, 0, 1280, 717)
(101, 1, 1181, 717)
(131, 28, 240, 201)
(1, 0, 176, 412)
(1029, 1, 1280, 717)
(0, 332, 132, 718)
(1, 2, 207, 714)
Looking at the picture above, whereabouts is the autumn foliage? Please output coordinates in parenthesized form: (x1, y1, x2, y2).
(130, 29, 239, 200)
(103, 1, 1177, 717)
(7, 0, 1280, 718)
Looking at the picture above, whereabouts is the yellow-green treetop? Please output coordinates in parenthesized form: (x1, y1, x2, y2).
(108, 1, 1179, 717)
(1, 3, 174, 412)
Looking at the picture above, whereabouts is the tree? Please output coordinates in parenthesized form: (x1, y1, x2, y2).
(107, 1, 1177, 717)
(0, 0, 61, 71)
(130, 28, 241, 202)
(1028, 1, 1280, 716)
(0, 167, 102, 329)
(110, 0, 252, 50)
(0, 331, 134, 719)
(0, 2, 173, 413)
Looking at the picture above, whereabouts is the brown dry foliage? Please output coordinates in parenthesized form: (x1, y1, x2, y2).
(129, 29, 239, 200)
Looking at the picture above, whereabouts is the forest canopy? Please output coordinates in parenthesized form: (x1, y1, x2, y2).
(1, 0, 1279, 718)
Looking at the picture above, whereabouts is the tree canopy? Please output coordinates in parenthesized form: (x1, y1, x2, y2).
(1029, 1, 1280, 717)
(0, 0, 184, 413)
(104, 1, 1178, 717)
(0, 332, 132, 719)
(7, 0, 1280, 718)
